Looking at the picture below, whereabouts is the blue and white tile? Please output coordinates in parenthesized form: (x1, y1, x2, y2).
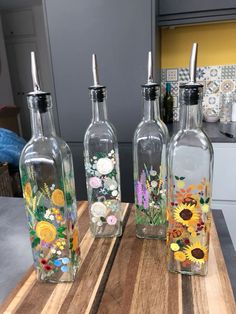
(221, 65, 236, 80)
(220, 79, 235, 93)
(205, 66, 221, 80)
(161, 69, 166, 82)
(161, 82, 166, 96)
(166, 68, 178, 82)
(173, 96, 178, 108)
(203, 94, 220, 113)
(173, 107, 179, 121)
(179, 68, 189, 82)
(206, 80, 220, 94)
(196, 67, 206, 80)
(171, 82, 178, 96)
(197, 80, 206, 94)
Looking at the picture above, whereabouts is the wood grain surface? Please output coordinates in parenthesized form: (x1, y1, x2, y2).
(0, 202, 235, 314)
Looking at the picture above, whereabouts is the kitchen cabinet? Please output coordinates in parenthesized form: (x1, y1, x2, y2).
(158, 0, 236, 26)
(2, 9, 35, 37)
(212, 143, 236, 249)
(43, 0, 156, 201)
(43, 0, 157, 143)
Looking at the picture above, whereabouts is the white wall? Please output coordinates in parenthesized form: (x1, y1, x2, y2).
(0, 14, 13, 104)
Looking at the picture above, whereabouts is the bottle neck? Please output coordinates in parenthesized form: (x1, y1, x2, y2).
(90, 87, 108, 122)
(29, 107, 56, 138)
(142, 84, 160, 121)
(92, 99, 108, 122)
(27, 93, 56, 138)
(143, 99, 160, 121)
(180, 104, 202, 129)
(179, 86, 203, 130)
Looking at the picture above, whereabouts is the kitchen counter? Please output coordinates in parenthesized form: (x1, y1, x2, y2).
(167, 122, 236, 143)
(0, 198, 236, 312)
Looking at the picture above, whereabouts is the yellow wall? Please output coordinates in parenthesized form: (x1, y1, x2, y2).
(161, 22, 236, 68)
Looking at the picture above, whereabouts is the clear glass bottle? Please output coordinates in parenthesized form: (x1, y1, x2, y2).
(19, 52, 80, 283)
(133, 51, 169, 239)
(167, 44, 214, 276)
(84, 54, 122, 237)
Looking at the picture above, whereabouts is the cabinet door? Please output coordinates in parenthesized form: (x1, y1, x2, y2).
(2, 10, 35, 37)
(6, 40, 38, 139)
(159, 0, 236, 15)
(212, 143, 236, 202)
(44, 0, 155, 142)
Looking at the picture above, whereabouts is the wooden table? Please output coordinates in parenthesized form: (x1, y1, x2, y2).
(1, 202, 235, 314)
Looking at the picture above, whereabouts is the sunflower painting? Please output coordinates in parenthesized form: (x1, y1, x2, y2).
(167, 175, 211, 273)
(184, 242, 208, 265)
(174, 203, 199, 227)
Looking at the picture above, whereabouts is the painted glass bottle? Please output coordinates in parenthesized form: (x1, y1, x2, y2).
(167, 43, 214, 275)
(19, 52, 80, 282)
(133, 52, 169, 239)
(84, 54, 122, 237)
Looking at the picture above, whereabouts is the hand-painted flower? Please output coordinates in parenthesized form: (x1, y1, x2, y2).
(62, 257, 70, 264)
(97, 220, 103, 227)
(201, 204, 209, 213)
(89, 176, 102, 189)
(174, 251, 186, 262)
(61, 265, 68, 272)
(112, 190, 118, 197)
(51, 189, 65, 207)
(104, 177, 118, 190)
(36, 221, 57, 243)
(24, 182, 32, 204)
(151, 181, 158, 188)
(136, 181, 142, 206)
(44, 265, 53, 271)
(150, 170, 157, 176)
(177, 180, 185, 189)
(91, 202, 107, 217)
(106, 215, 117, 225)
(72, 229, 79, 251)
(53, 259, 62, 266)
(96, 157, 114, 175)
(170, 243, 180, 251)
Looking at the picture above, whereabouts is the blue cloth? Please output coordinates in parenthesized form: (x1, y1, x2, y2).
(0, 128, 26, 166)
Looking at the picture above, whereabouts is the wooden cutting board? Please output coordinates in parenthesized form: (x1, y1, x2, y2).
(0, 202, 235, 314)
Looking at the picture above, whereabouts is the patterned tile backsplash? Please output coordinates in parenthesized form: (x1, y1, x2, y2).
(161, 65, 236, 121)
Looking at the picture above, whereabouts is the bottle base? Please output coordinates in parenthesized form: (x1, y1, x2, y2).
(168, 264, 208, 276)
(168, 269, 208, 276)
(90, 223, 122, 238)
(136, 224, 166, 239)
(37, 262, 80, 283)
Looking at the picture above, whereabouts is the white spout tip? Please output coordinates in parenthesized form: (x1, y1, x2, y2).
(92, 53, 100, 86)
(147, 51, 153, 83)
(31, 51, 41, 92)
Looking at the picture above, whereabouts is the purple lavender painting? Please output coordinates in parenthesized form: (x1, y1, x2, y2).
(135, 164, 167, 226)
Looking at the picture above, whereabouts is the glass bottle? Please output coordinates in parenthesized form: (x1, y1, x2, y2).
(19, 52, 80, 283)
(133, 51, 169, 239)
(84, 54, 122, 237)
(163, 82, 174, 123)
(167, 43, 214, 276)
